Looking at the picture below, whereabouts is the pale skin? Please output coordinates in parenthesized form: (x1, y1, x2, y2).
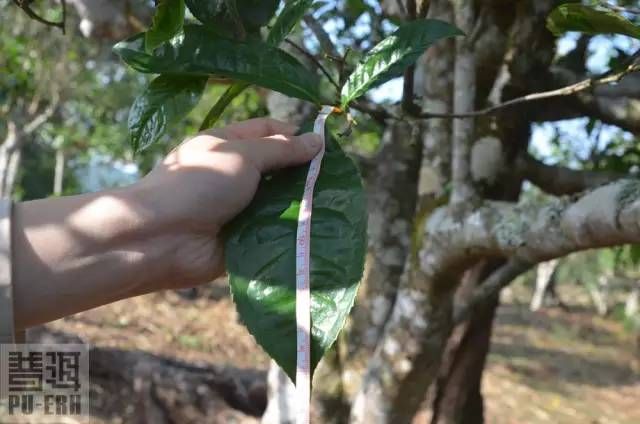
(12, 118, 322, 330)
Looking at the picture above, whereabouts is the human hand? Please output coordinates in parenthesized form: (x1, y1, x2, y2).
(135, 117, 322, 287)
(12, 117, 321, 329)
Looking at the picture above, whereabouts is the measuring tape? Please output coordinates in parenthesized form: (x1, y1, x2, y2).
(295, 105, 334, 423)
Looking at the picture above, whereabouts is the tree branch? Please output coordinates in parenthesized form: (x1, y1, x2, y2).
(303, 15, 340, 59)
(517, 154, 625, 196)
(450, 0, 476, 207)
(423, 179, 640, 269)
(13, 0, 66, 33)
(284, 39, 339, 90)
(418, 0, 431, 18)
(418, 51, 640, 119)
(401, 0, 418, 114)
(354, 48, 640, 125)
(24, 95, 59, 135)
(603, 1, 640, 15)
(351, 100, 397, 125)
(453, 259, 533, 325)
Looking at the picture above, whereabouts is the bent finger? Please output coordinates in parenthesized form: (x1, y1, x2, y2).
(210, 118, 297, 140)
(239, 132, 322, 172)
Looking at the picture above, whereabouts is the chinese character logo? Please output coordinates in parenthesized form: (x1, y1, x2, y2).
(1, 344, 89, 423)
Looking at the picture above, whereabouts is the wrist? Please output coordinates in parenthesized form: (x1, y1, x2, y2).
(119, 182, 222, 289)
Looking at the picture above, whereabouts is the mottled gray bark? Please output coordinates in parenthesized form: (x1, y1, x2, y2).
(347, 1, 640, 421)
(450, 0, 476, 209)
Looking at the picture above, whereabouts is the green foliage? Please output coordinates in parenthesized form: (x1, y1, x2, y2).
(547, 3, 640, 39)
(340, 19, 463, 108)
(267, 0, 314, 46)
(129, 75, 207, 153)
(199, 82, 250, 130)
(186, 0, 279, 35)
(224, 127, 367, 381)
(114, 25, 323, 104)
(145, 0, 185, 52)
(17, 141, 80, 200)
(116, 2, 462, 379)
(201, 0, 314, 129)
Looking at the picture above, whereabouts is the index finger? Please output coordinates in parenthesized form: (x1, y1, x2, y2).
(208, 118, 298, 139)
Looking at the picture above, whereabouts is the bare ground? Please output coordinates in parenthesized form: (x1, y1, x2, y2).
(27, 279, 640, 423)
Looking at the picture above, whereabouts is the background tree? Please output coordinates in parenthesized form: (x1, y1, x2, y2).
(4, 1, 640, 423)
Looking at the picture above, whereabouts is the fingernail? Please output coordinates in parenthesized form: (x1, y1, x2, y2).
(300, 133, 322, 153)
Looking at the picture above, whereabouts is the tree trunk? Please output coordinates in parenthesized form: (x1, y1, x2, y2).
(261, 360, 296, 424)
(530, 259, 560, 311)
(625, 283, 639, 318)
(588, 273, 611, 316)
(0, 120, 23, 198)
(27, 326, 267, 423)
(431, 262, 502, 424)
(53, 147, 65, 196)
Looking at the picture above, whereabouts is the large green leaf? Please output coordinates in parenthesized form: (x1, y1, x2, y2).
(145, 0, 185, 52)
(186, 0, 279, 30)
(128, 74, 207, 152)
(267, 0, 314, 45)
(547, 4, 640, 39)
(200, 0, 314, 129)
(341, 19, 462, 108)
(225, 127, 367, 381)
(114, 25, 322, 104)
(115, 26, 321, 104)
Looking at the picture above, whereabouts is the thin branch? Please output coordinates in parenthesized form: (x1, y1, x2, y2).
(356, 49, 640, 121)
(303, 15, 340, 59)
(450, 0, 476, 207)
(395, 0, 407, 17)
(402, 0, 417, 114)
(402, 66, 418, 113)
(418, 0, 431, 18)
(603, 1, 640, 15)
(407, 0, 417, 19)
(517, 154, 626, 196)
(13, 0, 66, 33)
(453, 259, 533, 325)
(284, 39, 340, 90)
(418, 49, 640, 119)
(25, 94, 59, 135)
(351, 100, 400, 124)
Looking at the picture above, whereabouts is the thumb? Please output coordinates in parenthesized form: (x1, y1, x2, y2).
(243, 132, 323, 173)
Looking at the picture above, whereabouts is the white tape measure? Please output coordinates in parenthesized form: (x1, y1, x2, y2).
(295, 105, 334, 423)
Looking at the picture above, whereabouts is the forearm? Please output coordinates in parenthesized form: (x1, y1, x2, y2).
(8, 117, 319, 330)
(12, 185, 183, 329)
